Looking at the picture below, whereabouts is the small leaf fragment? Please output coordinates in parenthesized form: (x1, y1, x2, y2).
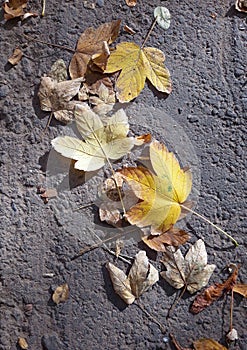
(232, 283, 247, 297)
(18, 337, 28, 349)
(48, 59, 68, 82)
(106, 262, 135, 304)
(193, 338, 227, 350)
(126, 0, 137, 7)
(154, 7, 171, 30)
(235, 0, 247, 13)
(8, 47, 23, 65)
(226, 328, 238, 342)
(52, 283, 69, 304)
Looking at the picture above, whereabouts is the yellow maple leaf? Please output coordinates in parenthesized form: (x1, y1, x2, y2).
(119, 140, 192, 233)
(104, 42, 172, 102)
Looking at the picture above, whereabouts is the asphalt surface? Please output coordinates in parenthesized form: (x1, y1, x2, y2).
(0, 1, 246, 349)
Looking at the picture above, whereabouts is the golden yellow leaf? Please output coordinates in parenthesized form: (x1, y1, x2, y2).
(52, 283, 69, 304)
(119, 140, 192, 233)
(104, 42, 172, 102)
(193, 338, 227, 350)
(233, 283, 247, 297)
(69, 20, 121, 79)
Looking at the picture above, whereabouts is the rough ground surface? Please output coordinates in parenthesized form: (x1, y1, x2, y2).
(0, 1, 246, 349)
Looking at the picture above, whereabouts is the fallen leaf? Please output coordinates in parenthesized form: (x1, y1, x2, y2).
(52, 106, 135, 171)
(235, 0, 247, 13)
(99, 172, 138, 226)
(106, 262, 135, 304)
(193, 338, 227, 350)
(52, 283, 69, 304)
(126, 0, 137, 7)
(142, 227, 190, 251)
(89, 83, 116, 116)
(91, 41, 110, 71)
(69, 20, 121, 79)
(48, 59, 68, 82)
(232, 283, 247, 297)
(38, 76, 84, 123)
(8, 47, 23, 65)
(84, 70, 115, 95)
(107, 250, 159, 304)
(161, 239, 216, 294)
(134, 133, 152, 146)
(104, 42, 172, 102)
(119, 140, 192, 233)
(3, 0, 27, 20)
(190, 266, 239, 314)
(18, 337, 28, 349)
(154, 7, 171, 30)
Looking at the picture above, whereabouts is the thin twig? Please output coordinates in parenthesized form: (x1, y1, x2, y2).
(40, 112, 53, 140)
(23, 34, 75, 52)
(141, 17, 157, 48)
(180, 204, 238, 246)
(73, 202, 95, 211)
(167, 285, 187, 318)
(135, 300, 166, 333)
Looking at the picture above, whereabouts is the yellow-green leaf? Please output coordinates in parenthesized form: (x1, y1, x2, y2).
(105, 42, 172, 102)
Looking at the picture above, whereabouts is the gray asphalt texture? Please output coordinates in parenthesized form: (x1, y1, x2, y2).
(0, 1, 246, 349)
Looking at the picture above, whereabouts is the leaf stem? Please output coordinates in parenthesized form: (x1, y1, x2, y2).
(23, 34, 75, 52)
(141, 17, 157, 48)
(230, 289, 234, 331)
(180, 204, 238, 246)
(135, 300, 166, 333)
(167, 285, 187, 318)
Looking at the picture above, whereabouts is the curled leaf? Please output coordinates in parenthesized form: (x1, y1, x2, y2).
(235, 0, 247, 13)
(52, 283, 69, 304)
(161, 239, 216, 294)
(154, 7, 171, 30)
(190, 266, 239, 314)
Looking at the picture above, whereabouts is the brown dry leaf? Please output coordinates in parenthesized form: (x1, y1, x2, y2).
(232, 283, 247, 297)
(89, 83, 116, 116)
(84, 70, 115, 95)
(18, 337, 28, 349)
(107, 250, 159, 304)
(69, 20, 121, 79)
(126, 0, 137, 7)
(91, 41, 110, 71)
(3, 0, 27, 20)
(52, 283, 69, 304)
(235, 0, 247, 13)
(38, 76, 84, 123)
(99, 172, 138, 226)
(142, 227, 190, 251)
(161, 239, 216, 294)
(8, 47, 23, 65)
(193, 338, 227, 350)
(190, 266, 239, 314)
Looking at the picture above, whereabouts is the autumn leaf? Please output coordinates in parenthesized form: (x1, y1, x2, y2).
(8, 47, 23, 65)
(69, 20, 121, 79)
(3, 0, 27, 20)
(89, 83, 116, 116)
(107, 250, 159, 304)
(48, 59, 68, 82)
(38, 76, 84, 123)
(52, 283, 69, 304)
(232, 283, 247, 297)
(193, 338, 227, 350)
(190, 266, 238, 314)
(119, 140, 192, 233)
(142, 227, 190, 251)
(161, 239, 216, 294)
(52, 106, 135, 171)
(104, 42, 172, 102)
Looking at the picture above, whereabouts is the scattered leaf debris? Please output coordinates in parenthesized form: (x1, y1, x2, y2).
(52, 283, 69, 304)
(8, 47, 23, 65)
